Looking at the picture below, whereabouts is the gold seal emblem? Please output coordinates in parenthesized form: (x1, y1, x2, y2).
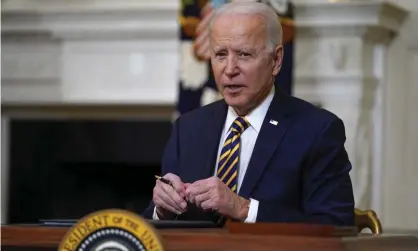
(58, 209, 164, 251)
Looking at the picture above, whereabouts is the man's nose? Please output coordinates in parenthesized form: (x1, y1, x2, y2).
(225, 56, 239, 77)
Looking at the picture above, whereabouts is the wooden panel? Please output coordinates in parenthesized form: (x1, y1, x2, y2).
(1, 226, 68, 247)
(343, 234, 418, 251)
(1, 225, 343, 251)
(2, 225, 418, 251)
(226, 221, 358, 237)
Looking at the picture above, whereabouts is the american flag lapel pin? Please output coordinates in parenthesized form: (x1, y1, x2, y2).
(269, 119, 278, 126)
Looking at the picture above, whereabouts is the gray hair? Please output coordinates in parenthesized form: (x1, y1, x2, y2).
(209, 1, 283, 52)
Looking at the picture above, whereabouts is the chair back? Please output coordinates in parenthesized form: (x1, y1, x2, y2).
(354, 208, 382, 234)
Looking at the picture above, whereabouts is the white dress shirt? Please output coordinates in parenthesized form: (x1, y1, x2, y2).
(213, 86, 274, 222)
(154, 86, 275, 221)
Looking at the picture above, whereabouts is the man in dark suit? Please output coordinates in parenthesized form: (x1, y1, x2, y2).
(142, 1, 355, 226)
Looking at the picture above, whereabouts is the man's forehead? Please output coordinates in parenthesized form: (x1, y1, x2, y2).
(211, 15, 266, 42)
(213, 13, 264, 26)
(211, 36, 265, 52)
(212, 15, 266, 37)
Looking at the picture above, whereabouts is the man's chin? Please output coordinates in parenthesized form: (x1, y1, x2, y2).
(224, 97, 246, 110)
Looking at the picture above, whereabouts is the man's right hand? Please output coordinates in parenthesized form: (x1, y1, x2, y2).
(153, 173, 188, 219)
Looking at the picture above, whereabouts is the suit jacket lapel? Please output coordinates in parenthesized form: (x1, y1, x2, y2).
(239, 88, 293, 198)
(194, 101, 228, 181)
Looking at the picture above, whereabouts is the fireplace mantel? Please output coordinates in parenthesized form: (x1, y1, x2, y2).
(1, 103, 175, 120)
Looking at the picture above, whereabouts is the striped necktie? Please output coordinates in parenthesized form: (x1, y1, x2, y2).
(216, 117, 250, 193)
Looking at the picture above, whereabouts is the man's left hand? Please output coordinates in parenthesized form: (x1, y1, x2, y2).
(185, 177, 250, 220)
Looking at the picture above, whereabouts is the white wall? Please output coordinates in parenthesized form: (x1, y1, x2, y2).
(380, 0, 418, 230)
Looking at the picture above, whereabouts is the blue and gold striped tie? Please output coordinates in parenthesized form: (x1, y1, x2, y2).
(216, 117, 250, 193)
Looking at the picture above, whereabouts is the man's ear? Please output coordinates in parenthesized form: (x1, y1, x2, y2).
(272, 44, 283, 76)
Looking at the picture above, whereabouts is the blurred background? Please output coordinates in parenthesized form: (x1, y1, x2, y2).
(1, 0, 417, 234)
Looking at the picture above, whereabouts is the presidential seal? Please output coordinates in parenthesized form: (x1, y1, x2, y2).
(58, 209, 164, 251)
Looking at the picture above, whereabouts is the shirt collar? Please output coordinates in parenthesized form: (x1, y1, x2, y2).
(223, 85, 275, 135)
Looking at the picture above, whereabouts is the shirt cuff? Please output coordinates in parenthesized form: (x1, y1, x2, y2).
(244, 198, 259, 223)
(152, 207, 160, 220)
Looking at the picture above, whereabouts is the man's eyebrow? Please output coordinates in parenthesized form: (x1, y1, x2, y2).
(213, 46, 225, 51)
(239, 47, 255, 51)
(234, 47, 256, 53)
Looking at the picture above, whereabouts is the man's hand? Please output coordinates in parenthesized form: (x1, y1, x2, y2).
(153, 173, 188, 219)
(185, 177, 250, 220)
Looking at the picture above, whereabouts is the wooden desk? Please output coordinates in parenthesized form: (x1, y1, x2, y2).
(2, 225, 418, 251)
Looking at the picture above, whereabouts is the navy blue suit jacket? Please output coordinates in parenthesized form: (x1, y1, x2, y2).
(143, 88, 355, 226)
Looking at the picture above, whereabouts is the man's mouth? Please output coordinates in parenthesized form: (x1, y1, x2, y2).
(224, 84, 244, 93)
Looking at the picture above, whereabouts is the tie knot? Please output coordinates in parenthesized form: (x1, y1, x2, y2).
(231, 117, 250, 135)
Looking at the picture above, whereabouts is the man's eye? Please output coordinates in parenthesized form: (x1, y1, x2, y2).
(238, 52, 251, 57)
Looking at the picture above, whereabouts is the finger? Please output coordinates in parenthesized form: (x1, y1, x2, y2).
(186, 185, 210, 204)
(184, 183, 192, 201)
(186, 188, 200, 203)
(200, 199, 215, 211)
(164, 173, 186, 197)
(189, 176, 219, 190)
(154, 196, 182, 215)
(188, 187, 210, 203)
(186, 180, 211, 198)
(156, 183, 185, 212)
(187, 179, 207, 189)
(156, 187, 184, 214)
(186, 189, 199, 204)
(194, 192, 211, 208)
(159, 181, 187, 211)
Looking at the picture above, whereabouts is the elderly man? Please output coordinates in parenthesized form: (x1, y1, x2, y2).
(142, 1, 355, 226)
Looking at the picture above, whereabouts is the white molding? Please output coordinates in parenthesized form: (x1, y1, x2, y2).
(294, 77, 378, 108)
(399, 13, 418, 50)
(294, 1, 408, 43)
(1, 0, 178, 12)
(1, 0, 179, 40)
(1, 0, 180, 105)
(295, 1, 407, 30)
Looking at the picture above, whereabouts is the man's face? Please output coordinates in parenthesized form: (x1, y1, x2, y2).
(210, 14, 282, 114)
